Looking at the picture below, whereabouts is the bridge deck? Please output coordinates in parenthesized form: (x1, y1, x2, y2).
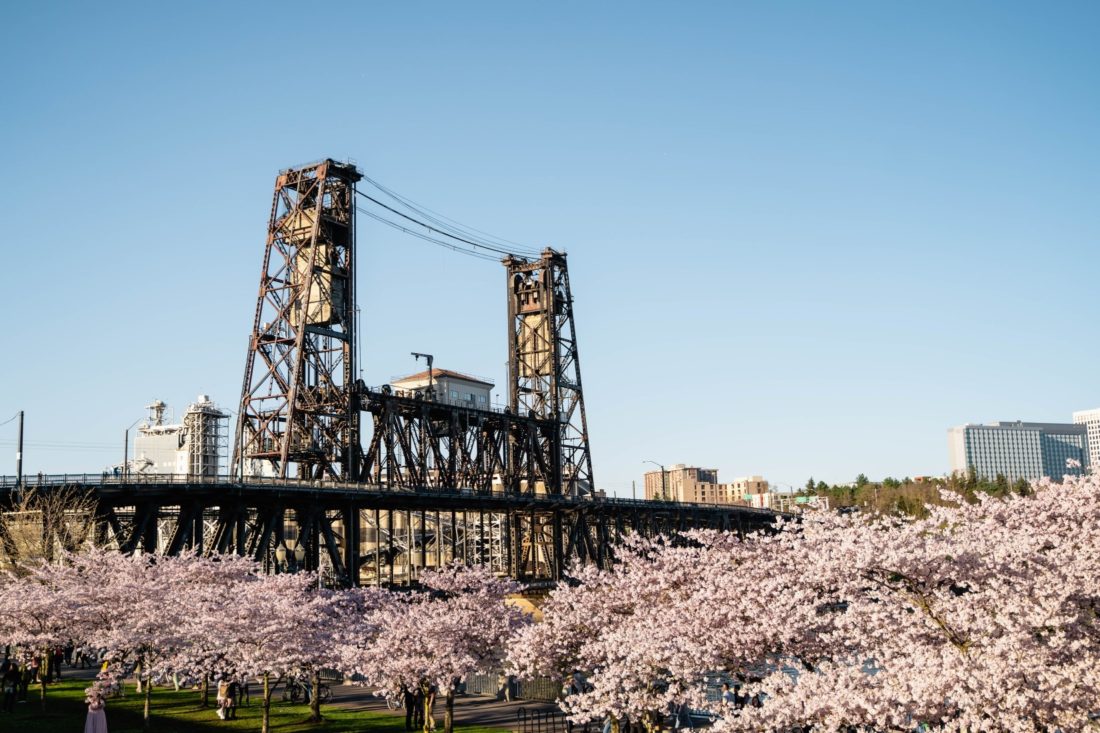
(0, 474, 783, 586)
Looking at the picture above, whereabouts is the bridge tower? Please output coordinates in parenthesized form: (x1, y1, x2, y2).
(234, 159, 362, 480)
(504, 249, 595, 496)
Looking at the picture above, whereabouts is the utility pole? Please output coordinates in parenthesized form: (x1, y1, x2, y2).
(15, 410, 23, 490)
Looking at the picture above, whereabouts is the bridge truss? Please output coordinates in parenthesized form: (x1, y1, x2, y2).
(0, 475, 777, 586)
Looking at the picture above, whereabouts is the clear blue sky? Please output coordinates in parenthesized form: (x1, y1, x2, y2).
(2, 1, 1098, 494)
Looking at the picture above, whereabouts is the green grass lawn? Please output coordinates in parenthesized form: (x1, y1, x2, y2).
(3, 679, 510, 733)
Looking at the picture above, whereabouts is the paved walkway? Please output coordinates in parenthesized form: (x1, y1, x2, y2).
(61, 664, 561, 732)
(326, 682, 562, 731)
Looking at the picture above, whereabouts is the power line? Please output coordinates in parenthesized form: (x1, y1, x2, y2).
(354, 187, 539, 260)
(356, 206, 501, 262)
(359, 175, 542, 256)
(0, 413, 19, 427)
(0, 442, 115, 453)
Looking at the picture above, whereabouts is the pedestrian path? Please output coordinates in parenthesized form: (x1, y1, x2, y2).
(60, 663, 561, 732)
(327, 681, 562, 732)
(58, 664, 558, 726)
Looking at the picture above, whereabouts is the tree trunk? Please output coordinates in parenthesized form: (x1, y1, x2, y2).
(444, 688, 455, 733)
(143, 675, 152, 732)
(421, 681, 434, 733)
(38, 650, 47, 710)
(262, 673, 271, 733)
(308, 670, 322, 722)
(201, 674, 209, 707)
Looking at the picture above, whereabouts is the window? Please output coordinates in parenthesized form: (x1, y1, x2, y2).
(450, 390, 458, 399)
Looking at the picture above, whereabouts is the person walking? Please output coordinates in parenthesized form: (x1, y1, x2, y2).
(413, 686, 425, 730)
(226, 679, 239, 720)
(2, 663, 18, 712)
(216, 677, 230, 720)
(18, 662, 30, 702)
(402, 684, 417, 731)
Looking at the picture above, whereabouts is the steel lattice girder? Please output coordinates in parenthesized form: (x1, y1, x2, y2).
(358, 388, 559, 495)
(235, 159, 362, 481)
(503, 249, 594, 497)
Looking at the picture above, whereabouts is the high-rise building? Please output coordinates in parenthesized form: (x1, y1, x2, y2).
(947, 421, 1088, 483)
(1072, 407, 1100, 470)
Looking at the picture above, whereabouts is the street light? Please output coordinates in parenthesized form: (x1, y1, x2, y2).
(274, 541, 308, 573)
(411, 352, 434, 400)
(123, 416, 145, 481)
(222, 408, 245, 482)
(642, 460, 668, 501)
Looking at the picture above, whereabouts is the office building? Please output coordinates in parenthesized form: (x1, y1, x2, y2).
(1072, 407, 1100, 470)
(947, 421, 1088, 483)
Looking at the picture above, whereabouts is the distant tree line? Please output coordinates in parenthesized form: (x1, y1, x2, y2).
(801, 468, 1032, 518)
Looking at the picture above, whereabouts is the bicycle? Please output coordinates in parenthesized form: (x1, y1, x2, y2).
(282, 676, 332, 704)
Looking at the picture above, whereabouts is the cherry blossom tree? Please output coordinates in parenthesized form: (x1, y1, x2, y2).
(343, 564, 529, 733)
(216, 570, 348, 733)
(722, 473, 1100, 731)
(34, 548, 258, 730)
(508, 531, 822, 733)
(512, 473, 1100, 732)
(0, 562, 79, 708)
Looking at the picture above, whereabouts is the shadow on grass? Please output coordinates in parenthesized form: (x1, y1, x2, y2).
(3, 679, 444, 733)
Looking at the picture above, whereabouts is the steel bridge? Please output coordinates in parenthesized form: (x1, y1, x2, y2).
(0, 474, 778, 586)
(1, 158, 782, 585)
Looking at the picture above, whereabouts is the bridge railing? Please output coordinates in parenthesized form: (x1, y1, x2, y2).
(0, 473, 781, 516)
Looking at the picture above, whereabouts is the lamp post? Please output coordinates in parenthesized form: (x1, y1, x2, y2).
(123, 416, 144, 482)
(642, 460, 668, 501)
(15, 410, 23, 492)
(274, 541, 307, 574)
(223, 408, 244, 482)
(411, 352, 434, 400)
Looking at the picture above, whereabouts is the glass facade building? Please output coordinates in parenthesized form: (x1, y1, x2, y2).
(948, 421, 1088, 483)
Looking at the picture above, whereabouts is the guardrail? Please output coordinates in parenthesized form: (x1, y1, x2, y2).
(517, 707, 570, 733)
